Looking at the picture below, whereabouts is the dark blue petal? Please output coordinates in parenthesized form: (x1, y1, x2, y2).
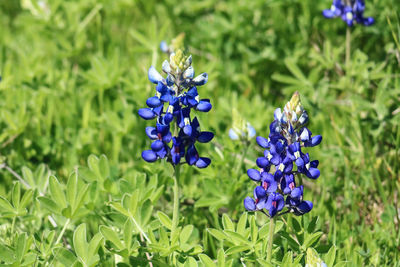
(297, 201, 313, 214)
(198, 132, 214, 143)
(142, 150, 157, 162)
(247, 169, 261, 181)
(244, 197, 256, 211)
(305, 135, 322, 147)
(196, 157, 211, 168)
(138, 108, 156, 120)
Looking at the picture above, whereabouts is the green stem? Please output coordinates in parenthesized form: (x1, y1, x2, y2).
(235, 142, 249, 175)
(171, 165, 180, 245)
(55, 218, 70, 245)
(130, 216, 151, 243)
(267, 218, 276, 262)
(345, 27, 351, 69)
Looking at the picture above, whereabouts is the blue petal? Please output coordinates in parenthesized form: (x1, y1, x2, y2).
(145, 127, 157, 140)
(256, 157, 270, 168)
(322, 9, 336, 18)
(297, 201, 313, 214)
(142, 150, 157, 162)
(192, 73, 208, 86)
(256, 136, 269, 148)
(247, 123, 256, 138)
(151, 140, 164, 151)
(146, 96, 161, 108)
(183, 125, 192, 136)
(244, 197, 256, 211)
(138, 108, 156, 120)
(148, 66, 163, 84)
(247, 169, 261, 181)
(229, 129, 239, 140)
(308, 167, 320, 179)
(254, 186, 266, 199)
(160, 41, 168, 53)
(196, 157, 211, 168)
(198, 132, 214, 143)
(197, 100, 212, 112)
(363, 17, 374, 26)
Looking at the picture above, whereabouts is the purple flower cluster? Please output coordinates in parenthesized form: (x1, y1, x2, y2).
(244, 92, 322, 217)
(323, 0, 374, 27)
(138, 50, 214, 168)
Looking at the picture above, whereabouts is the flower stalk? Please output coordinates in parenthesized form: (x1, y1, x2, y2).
(267, 217, 275, 262)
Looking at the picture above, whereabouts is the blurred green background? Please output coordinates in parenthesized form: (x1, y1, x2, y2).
(0, 0, 399, 265)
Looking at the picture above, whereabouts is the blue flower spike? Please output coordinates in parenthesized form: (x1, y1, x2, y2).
(243, 92, 322, 218)
(138, 46, 213, 168)
(323, 0, 374, 27)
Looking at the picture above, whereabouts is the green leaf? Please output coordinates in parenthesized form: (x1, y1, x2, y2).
(222, 214, 235, 231)
(124, 218, 134, 252)
(225, 245, 251, 255)
(307, 216, 319, 234)
(53, 248, 77, 266)
(292, 217, 302, 233)
(140, 199, 153, 226)
(12, 182, 21, 209)
(236, 213, 247, 236)
(324, 245, 336, 267)
(303, 232, 323, 248)
(99, 155, 110, 179)
(73, 223, 88, 263)
(223, 230, 249, 245)
(66, 172, 78, 211)
(0, 196, 15, 213)
(0, 243, 15, 263)
(49, 176, 67, 208)
(217, 249, 225, 267)
(19, 189, 33, 210)
(157, 211, 172, 230)
(250, 215, 257, 243)
(198, 254, 217, 267)
(71, 183, 89, 217)
(207, 228, 226, 241)
(21, 167, 34, 188)
(87, 233, 103, 265)
(38, 196, 61, 214)
(16, 233, 27, 261)
(128, 190, 139, 216)
(180, 225, 194, 245)
(184, 256, 198, 267)
(100, 226, 124, 250)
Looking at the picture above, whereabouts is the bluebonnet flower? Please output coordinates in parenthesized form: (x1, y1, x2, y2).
(322, 0, 374, 26)
(139, 49, 213, 168)
(244, 92, 322, 218)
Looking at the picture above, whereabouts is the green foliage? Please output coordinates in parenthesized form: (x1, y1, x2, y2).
(0, 0, 399, 266)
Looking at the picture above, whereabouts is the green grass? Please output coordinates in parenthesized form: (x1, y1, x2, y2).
(0, 0, 399, 266)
